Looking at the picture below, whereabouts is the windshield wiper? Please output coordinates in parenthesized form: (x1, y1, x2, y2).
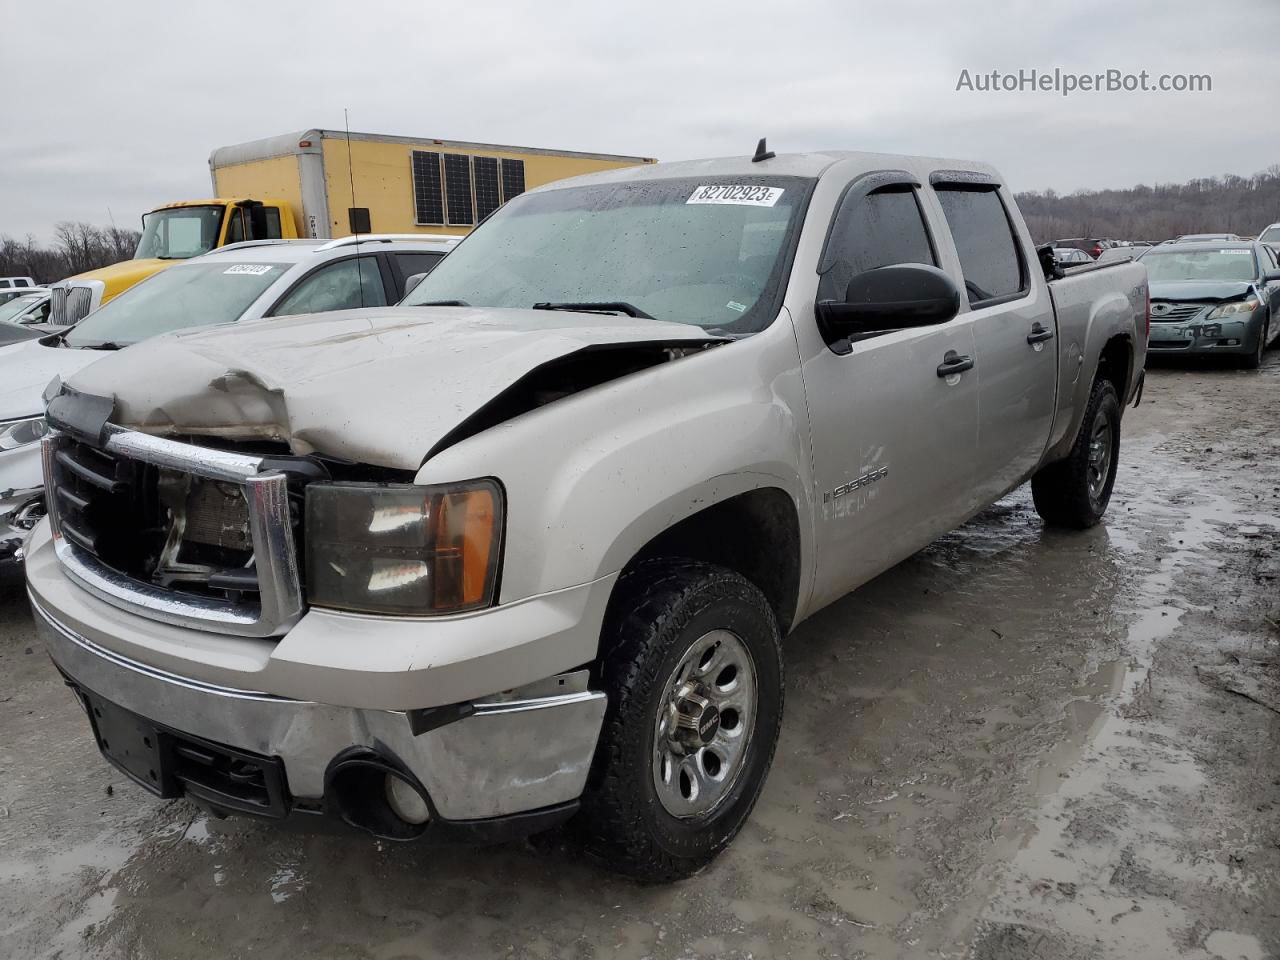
(412, 299, 470, 307)
(82, 341, 124, 351)
(533, 301, 655, 320)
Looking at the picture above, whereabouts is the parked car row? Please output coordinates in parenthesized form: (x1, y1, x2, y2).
(1048, 225, 1280, 365)
(13, 146, 1148, 880)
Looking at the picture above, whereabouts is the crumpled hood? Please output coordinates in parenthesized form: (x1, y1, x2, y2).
(1149, 280, 1255, 303)
(62, 306, 721, 469)
(0, 338, 102, 421)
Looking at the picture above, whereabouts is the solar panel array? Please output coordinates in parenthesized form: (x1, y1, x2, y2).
(410, 153, 528, 226)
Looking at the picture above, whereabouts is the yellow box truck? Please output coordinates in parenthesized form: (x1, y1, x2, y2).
(48, 129, 653, 324)
(209, 128, 655, 240)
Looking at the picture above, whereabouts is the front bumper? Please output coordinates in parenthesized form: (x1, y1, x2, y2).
(32, 593, 607, 829)
(1147, 313, 1263, 356)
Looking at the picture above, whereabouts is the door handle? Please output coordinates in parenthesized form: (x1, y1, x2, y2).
(1027, 323, 1055, 344)
(936, 351, 975, 377)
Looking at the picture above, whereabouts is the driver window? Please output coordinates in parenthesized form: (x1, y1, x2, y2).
(27, 299, 51, 324)
(271, 257, 387, 316)
(818, 187, 936, 303)
(225, 210, 246, 244)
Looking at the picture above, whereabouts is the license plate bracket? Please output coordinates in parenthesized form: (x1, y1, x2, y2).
(83, 692, 180, 797)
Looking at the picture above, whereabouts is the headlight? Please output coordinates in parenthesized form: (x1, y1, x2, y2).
(305, 480, 503, 615)
(0, 416, 48, 452)
(1206, 299, 1259, 320)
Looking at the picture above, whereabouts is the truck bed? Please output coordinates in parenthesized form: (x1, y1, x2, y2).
(1043, 258, 1149, 459)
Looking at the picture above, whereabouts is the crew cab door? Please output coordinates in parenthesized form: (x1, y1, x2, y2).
(931, 178, 1056, 506)
(801, 174, 981, 611)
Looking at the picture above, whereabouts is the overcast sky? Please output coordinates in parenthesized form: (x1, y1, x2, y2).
(3, 0, 1277, 242)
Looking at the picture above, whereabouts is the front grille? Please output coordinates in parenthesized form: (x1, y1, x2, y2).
(1150, 302, 1206, 323)
(42, 427, 308, 637)
(50, 439, 260, 600)
(49, 285, 93, 325)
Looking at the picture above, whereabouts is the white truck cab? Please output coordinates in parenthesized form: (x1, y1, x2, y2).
(27, 148, 1147, 880)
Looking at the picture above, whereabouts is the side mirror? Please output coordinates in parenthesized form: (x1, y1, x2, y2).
(402, 273, 429, 297)
(1264, 270, 1280, 283)
(816, 263, 961, 343)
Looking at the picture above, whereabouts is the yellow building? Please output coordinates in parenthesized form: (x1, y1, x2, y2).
(209, 128, 656, 240)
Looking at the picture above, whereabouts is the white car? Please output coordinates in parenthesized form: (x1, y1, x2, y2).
(0, 289, 52, 324)
(0, 234, 455, 580)
(1260, 222, 1280, 257)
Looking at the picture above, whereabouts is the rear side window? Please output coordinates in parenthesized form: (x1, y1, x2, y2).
(935, 187, 1026, 306)
(393, 251, 444, 287)
(271, 256, 387, 316)
(261, 207, 283, 238)
(818, 187, 936, 302)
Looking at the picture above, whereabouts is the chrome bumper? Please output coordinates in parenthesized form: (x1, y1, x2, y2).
(33, 595, 606, 821)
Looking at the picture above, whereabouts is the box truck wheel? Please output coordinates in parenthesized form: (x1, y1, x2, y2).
(1032, 378, 1121, 529)
(578, 560, 783, 882)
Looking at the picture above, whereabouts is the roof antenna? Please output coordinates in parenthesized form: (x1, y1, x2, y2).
(752, 138, 775, 163)
(344, 108, 365, 309)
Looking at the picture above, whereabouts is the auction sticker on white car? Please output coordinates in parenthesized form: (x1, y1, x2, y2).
(224, 264, 276, 276)
(687, 185, 784, 206)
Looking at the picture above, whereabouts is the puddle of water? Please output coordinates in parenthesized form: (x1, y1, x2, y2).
(977, 451, 1279, 953)
(1205, 929, 1266, 960)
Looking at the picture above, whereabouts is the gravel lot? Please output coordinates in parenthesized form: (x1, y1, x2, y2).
(2, 355, 1278, 960)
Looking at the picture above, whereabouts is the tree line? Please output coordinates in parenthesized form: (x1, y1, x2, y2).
(6, 166, 1280, 282)
(0, 223, 141, 284)
(1017, 165, 1280, 244)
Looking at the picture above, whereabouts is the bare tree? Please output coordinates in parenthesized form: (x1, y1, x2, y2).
(0, 222, 140, 284)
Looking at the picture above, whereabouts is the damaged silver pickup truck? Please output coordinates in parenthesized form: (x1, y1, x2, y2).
(27, 148, 1147, 881)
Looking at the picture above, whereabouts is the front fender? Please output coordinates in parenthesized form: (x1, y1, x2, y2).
(416, 325, 813, 607)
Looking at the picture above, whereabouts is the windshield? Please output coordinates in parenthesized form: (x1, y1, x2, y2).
(1260, 227, 1280, 244)
(65, 261, 288, 348)
(402, 175, 813, 334)
(1143, 248, 1258, 283)
(0, 295, 43, 322)
(134, 205, 226, 259)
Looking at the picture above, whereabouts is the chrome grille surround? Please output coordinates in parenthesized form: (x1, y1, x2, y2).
(41, 427, 304, 638)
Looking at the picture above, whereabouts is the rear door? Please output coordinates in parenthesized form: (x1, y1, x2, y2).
(801, 173, 981, 610)
(931, 179, 1056, 507)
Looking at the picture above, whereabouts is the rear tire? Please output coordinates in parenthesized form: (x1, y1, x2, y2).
(1031, 378, 1121, 529)
(576, 560, 783, 882)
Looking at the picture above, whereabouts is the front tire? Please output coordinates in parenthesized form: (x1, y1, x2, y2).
(577, 560, 784, 882)
(1031, 378, 1121, 528)
(1241, 313, 1269, 370)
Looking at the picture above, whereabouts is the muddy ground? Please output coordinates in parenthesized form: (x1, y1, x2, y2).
(2, 355, 1279, 960)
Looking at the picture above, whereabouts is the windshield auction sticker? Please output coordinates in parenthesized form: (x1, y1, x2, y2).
(224, 264, 275, 275)
(687, 185, 784, 206)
